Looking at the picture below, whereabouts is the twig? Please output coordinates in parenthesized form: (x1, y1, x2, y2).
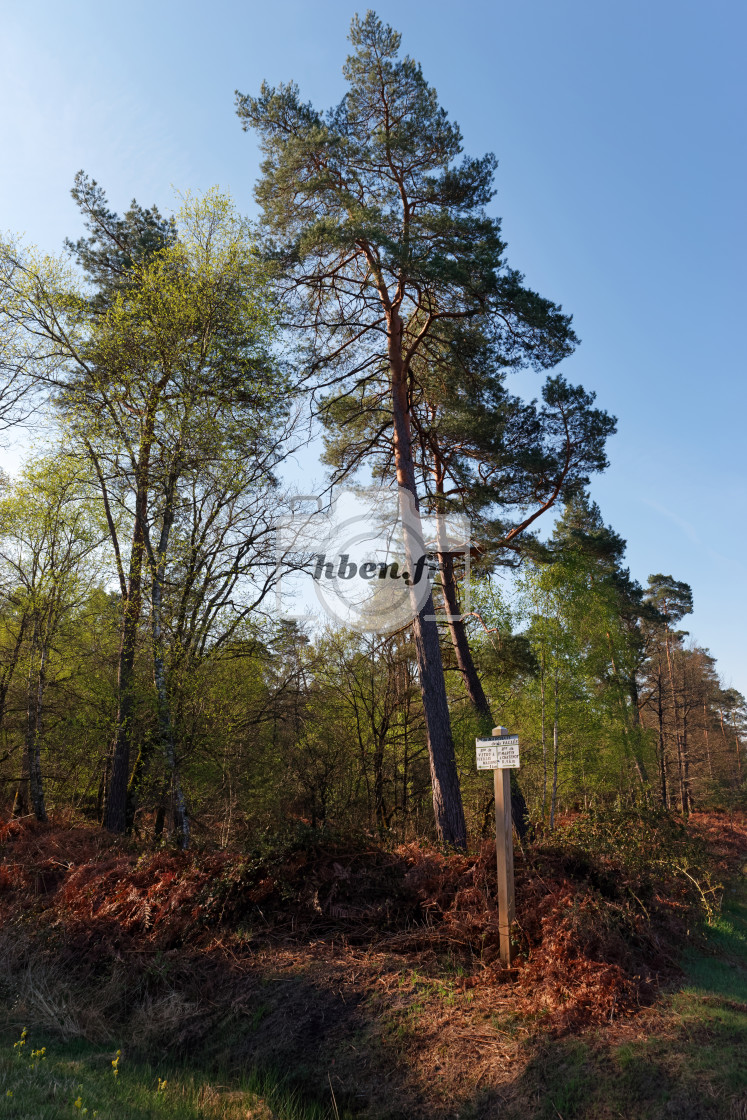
(328, 1072, 340, 1120)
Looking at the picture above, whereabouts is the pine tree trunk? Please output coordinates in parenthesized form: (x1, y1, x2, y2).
(656, 661, 668, 807)
(703, 702, 713, 780)
(719, 708, 732, 777)
(736, 735, 743, 780)
(152, 633, 189, 849)
(104, 403, 163, 835)
(606, 631, 648, 787)
(388, 311, 466, 847)
(401, 724, 409, 826)
(682, 705, 691, 812)
(439, 552, 530, 838)
(440, 554, 491, 719)
(410, 585, 466, 846)
(664, 628, 686, 814)
(629, 674, 642, 728)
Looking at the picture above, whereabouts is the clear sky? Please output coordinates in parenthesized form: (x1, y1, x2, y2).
(2, 0, 745, 689)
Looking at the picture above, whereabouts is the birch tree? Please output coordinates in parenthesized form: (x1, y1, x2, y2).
(0, 187, 287, 837)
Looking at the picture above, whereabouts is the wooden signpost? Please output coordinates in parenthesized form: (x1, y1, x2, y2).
(476, 726, 520, 966)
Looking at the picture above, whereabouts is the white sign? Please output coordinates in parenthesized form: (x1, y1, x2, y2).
(476, 736, 520, 769)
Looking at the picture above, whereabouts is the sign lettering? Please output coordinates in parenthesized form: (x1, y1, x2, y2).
(476, 735, 520, 769)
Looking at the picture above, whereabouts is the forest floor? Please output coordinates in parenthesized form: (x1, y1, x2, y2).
(0, 810, 746, 1119)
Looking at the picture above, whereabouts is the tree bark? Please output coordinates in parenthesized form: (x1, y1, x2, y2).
(102, 394, 162, 834)
(388, 308, 466, 847)
(663, 627, 687, 814)
(149, 477, 189, 849)
(682, 702, 692, 812)
(606, 632, 648, 787)
(440, 554, 491, 718)
(373, 733, 386, 831)
(9, 619, 30, 817)
(655, 660, 668, 807)
(12, 750, 29, 818)
(703, 701, 713, 780)
(549, 669, 559, 830)
(125, 733, 158, 832)
(0, 616, 27, 731)
(541, 647, 548, 820)
(104, 507, 146, 833)
(25, 620, 47, 823)
(439, 551, 530, 839)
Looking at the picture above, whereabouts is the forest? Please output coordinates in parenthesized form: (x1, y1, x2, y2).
(0, 12, 745, 1120)
(0, 15, 741, 843)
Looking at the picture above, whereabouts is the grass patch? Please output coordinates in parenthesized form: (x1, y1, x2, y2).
(0, 1031, 345, 1120)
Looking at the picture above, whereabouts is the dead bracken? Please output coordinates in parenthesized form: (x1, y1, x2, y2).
(0, 809, 736, 1038)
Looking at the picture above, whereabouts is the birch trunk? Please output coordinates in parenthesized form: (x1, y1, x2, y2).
(25, 620, 47, 823)
(149, 482, 189, 849)
(549, 669, 559, 831)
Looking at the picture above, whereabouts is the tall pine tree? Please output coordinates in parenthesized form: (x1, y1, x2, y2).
(237, 12, 577, 844)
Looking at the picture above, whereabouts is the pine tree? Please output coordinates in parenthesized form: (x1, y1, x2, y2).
(236, 12, 576, 844)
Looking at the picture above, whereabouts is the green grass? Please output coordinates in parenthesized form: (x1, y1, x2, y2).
(0, 1032, 343, 1120)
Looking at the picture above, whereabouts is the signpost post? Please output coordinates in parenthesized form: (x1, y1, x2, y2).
(476, 726, 520, 966)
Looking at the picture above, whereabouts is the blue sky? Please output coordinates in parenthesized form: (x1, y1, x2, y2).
(2, 0, 745, 688)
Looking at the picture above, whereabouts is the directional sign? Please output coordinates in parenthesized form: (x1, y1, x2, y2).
(476, 735, 520, 769)
(483, 728, 518, 968)
(476, 744, 499, 769)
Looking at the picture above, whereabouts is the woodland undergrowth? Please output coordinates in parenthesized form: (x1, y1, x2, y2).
(0, 808, 741, 1054)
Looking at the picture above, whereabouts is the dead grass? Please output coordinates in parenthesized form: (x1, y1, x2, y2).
(0, 808, 744, 1118)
